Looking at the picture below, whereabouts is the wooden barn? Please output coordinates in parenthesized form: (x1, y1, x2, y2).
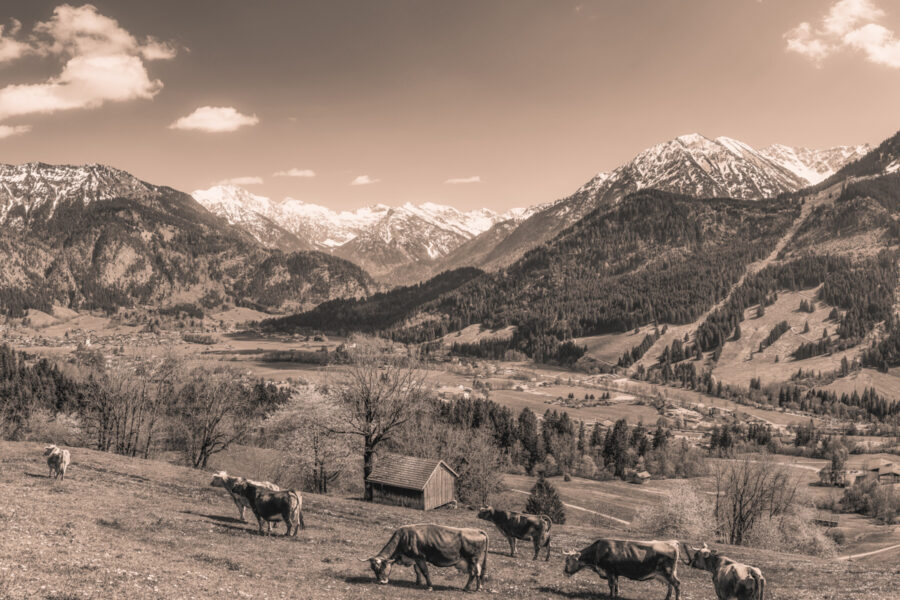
(366, 454, 458, 510)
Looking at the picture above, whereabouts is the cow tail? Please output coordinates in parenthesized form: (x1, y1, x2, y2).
(480, 533, 488, 582)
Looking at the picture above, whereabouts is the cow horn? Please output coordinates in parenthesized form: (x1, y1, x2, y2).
(562, 550, 578, 556)
(357, 557, 373, 562)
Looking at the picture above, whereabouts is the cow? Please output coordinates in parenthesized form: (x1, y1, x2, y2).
(235, 481, 304, 536)
(563, 538, 681, 600)
(476, 506, 551, 560)
(361, 524, 488, 592)
(43, 445, 70, 480)
(210, 471, 280, 522)
(681, 543, 765, 600)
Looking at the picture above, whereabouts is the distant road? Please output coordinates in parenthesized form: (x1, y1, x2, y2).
(509, 488, 631, 526)
(837, 544, 900, 561)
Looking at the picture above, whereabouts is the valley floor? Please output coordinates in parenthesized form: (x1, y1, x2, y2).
(1, 441, 897, 599)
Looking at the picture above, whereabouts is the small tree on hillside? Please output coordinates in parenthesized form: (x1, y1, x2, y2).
(525, 474, 566, 524)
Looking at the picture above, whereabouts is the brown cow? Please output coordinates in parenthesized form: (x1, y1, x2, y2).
(44, 445, 70, 480)
(476, 506, 551, 560)
(563, 538, 681, 600)
(362, 524, 488, 592)
(210, 471, 280, 522)
(234, 481, 304, 536)
(682, 544, 765, 600)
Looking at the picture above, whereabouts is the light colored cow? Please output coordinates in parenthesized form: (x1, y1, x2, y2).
(43, 445, 70, 480)
(210, 471, 280, 522)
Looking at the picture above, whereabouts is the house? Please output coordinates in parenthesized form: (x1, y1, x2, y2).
(366, 453, 458, 510)
(869, 462, 900, 485)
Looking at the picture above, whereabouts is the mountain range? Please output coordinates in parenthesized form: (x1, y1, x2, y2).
(191, 185, 530, 278)
(0, 132, 880, 320)
(0, 163, 374, 316)
(191, 134, 868, 283)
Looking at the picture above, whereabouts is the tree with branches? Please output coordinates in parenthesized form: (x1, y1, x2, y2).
(330, 337, 429, 501)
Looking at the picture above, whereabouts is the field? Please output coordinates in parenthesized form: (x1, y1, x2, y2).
(1, 441, 897, 600)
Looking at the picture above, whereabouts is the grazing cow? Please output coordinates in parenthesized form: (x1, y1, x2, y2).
(682, 544, 765, 600)
(362, 524, 488, 592)
(43, 445, 70, 480)
(235, 481, 304, 536)
(209, 471, 280, 522)
(476, 506, 551, 560)
(563, 538, 681, 600)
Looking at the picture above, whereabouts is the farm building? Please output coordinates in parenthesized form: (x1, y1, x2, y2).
(366, 453, 458, 510)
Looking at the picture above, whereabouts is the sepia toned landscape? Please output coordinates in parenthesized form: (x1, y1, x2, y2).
(2, 1, 900, 599)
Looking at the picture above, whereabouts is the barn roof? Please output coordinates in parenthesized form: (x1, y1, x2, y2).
(366, 453, 458, 491)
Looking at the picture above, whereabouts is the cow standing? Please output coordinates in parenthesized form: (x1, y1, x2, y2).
(235, 481, 304, 536)
(362, 524, 488, 592)
(682, 544, 765, 600)
(210, 471, 280, 522)
(476, 506, 551, 560)
(563, 538, 681, 600)
(43, 445, 70, 480)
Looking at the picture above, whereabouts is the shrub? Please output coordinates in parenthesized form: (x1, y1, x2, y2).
(525, 474, 566, 524)
(631, 481, 714, 539)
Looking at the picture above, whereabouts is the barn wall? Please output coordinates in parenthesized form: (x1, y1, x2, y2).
(423, 466, 456, 510)
(371, 483, 425, 510)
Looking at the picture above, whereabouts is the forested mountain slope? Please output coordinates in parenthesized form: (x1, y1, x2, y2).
(0, 163, 375, 315)
(389, 190, 800, 360)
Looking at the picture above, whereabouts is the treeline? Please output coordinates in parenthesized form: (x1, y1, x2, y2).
(633, 360, 898, 423)
(0, 344, 289, 466)
(390, 191, 797, 362)
(429, 395, 704, 481)
(760, 321, 790, 352)
(262, 268, 483, 334)
(618, 328, 663, 367)
(862, 315, 900, 371)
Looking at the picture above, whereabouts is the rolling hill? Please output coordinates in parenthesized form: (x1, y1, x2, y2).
(1, 440, 895, 599)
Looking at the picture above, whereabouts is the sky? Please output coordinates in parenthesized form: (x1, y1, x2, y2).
(1, 0, 899, 212)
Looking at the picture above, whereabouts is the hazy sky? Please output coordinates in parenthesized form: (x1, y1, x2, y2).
(1, 1, 899, 211)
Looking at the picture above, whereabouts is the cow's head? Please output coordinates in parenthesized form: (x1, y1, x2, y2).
(43, 445, 59, 456)
(476, 506, 494, 520)
(210, 471, 228, 488)
(688, 544, 717, 571)
(362, 557, 393, 584)
(562, 550, 583, 576)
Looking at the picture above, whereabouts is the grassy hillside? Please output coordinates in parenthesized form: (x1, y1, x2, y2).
(0, 441, 895, 599)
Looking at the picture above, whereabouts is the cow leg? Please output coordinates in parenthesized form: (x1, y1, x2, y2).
(532, 537, 540, 561)
(507, 535, 517, 557)
(412, 563, 424, 586)
(298, 511, 305, 530)
(608, 574, 618, 598)
(234, 498, 246, 522)
(544, 536, 551, 562)
(415, 559, 433, 591)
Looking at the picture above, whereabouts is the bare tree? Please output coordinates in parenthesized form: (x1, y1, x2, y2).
(172, 367, 256, 468)
(330, 337, 429, 500)
(713, 455, 799, 545)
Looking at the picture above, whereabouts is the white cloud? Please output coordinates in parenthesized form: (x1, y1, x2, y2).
(273, 168, 316, 178)
(216, 176, 263, 186)
(786, 0, 900, 68)
(444, 175, 481, 184)
(169, 106, 259, 133)
(350, 175, 379, 186)
(0, 19, 31, 63)
(844, 23, 900, 67)
(0, 5, 175, 132)
(0, 124, 30, 139)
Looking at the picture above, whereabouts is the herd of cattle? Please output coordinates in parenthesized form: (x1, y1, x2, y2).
(42, 449, 766, 599)
(207, 469, 766, 599)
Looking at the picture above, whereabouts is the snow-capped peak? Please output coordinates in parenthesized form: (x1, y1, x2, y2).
(191, 185, 525, 257)
(0, 162, 156, 224)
